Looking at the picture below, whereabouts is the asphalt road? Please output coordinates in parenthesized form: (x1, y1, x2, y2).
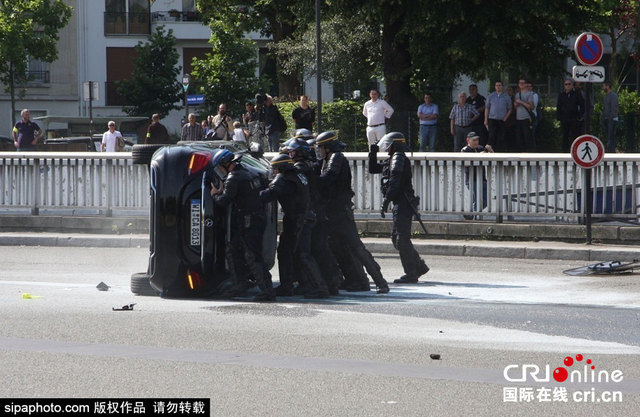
(1, 246, 639, 417)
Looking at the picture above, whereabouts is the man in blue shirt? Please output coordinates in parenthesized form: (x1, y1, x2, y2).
(12, 109, 42, 151)
(484, 81, 512, 150)
(417, 93, 438, 151)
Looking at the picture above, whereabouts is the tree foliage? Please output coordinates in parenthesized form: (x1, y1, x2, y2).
(0, 0, 72, 123)
(190, 20, 264, 117)
(118, 26, 183, 118)
(591, 0, 640, 85)
(196, 0, 315, 96)
(270, 14, 382, 86)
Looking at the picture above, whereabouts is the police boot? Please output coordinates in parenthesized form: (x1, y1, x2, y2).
(342, 281, 371, 292)
(275, 285, 295, 297)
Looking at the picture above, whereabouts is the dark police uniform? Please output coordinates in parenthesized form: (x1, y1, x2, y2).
(13, 120, 41, 151)
(369, 142, 429, 283)
(319, 147, 389, 293)
(212, 163, 274, 298)
(295, 159, 339, 295)
(260, 166, 328, 298)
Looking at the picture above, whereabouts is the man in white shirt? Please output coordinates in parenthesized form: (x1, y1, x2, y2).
(362, 89, 394, 146)
(101, 121, 123, 152)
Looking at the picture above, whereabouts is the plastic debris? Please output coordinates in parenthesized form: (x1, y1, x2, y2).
(112, 303, 136, 311)
(96, 282, 110, 291)
(21, 293, 43, 299)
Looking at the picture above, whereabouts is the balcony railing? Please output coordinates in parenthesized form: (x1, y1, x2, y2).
(151, 10, 202, 23)
(104, 12, 151, 35)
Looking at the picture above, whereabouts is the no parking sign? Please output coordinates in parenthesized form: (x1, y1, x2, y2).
(574, 32, 603, 66)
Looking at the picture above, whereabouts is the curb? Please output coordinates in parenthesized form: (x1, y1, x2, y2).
(1, 233, 638, 262)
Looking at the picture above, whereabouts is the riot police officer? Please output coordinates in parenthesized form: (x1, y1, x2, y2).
(316, 131, 389, 294)
(209, 149, 275, 301)
(260, 153, 329, 298)
(288, 138, 341, 295)
(369, 132, 429, 283)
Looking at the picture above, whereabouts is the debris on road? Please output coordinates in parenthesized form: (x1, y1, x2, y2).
(563, 260, 640, 276)
(430, 354, 441, 360)
(96, 282, 110, 291)
(21, 293, 43, 299)
(112, 303, 136, 311)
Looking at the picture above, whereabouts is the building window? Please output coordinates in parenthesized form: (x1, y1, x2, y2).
(26, 57, 50, 84)
(105, 0, 150, 35)
(105, 47, 137, 106)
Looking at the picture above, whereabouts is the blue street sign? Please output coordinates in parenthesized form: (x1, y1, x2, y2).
(187, 94, 205, 105)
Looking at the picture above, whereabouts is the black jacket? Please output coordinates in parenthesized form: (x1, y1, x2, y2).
(317, 151, 354, 207)
(557, 90, 584, 122)
(212, 164, 264, 219)
(259, 170, 309, 217)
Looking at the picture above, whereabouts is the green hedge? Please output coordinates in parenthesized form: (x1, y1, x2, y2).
(273, 95, 638, 152)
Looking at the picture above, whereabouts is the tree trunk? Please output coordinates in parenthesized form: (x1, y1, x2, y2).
(9, 62, 16, 126)
(381, 11, 417, 137)
(609, 28, 618, 85)
(269, 17, 301, 98)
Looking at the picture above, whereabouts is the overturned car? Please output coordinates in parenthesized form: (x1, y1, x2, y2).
(130, 141, 277, 298)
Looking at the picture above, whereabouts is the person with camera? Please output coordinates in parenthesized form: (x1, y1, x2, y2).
(369, 132, 429, 284)
(208, 103, 233, 140)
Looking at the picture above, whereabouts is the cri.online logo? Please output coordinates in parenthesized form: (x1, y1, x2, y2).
(504, 354, 624, 383)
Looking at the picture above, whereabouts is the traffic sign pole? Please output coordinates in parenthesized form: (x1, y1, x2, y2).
(571, 134, 604, 245)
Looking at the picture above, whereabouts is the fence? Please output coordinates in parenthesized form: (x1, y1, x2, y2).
(0, 151, 639, 223)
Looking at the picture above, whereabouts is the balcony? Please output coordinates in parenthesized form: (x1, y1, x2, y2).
(151, 10, 202, 23)
(104, 12, 151, 35)
(150, 10, 211, 40)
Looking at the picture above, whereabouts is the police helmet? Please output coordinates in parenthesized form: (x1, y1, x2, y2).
(211, 148, 234, 179)
(279, 138, 294, 154)
(377, 132, 406, 153)
(294, 128, 313, 139)
(270, 153, 295, 171)
(287, 138, 311, 156)
(315, 131, 337, 147)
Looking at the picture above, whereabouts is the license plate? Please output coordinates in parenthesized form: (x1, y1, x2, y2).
(190, 199, 201, 246)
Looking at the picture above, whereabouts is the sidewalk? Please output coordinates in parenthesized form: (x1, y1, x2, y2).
(1, 232, 638, 262)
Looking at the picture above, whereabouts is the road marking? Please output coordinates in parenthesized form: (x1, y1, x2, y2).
(1, 335, 638, 394)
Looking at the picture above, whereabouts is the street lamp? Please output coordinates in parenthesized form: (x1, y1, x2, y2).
(315, 0, 322, 131)
(182, 73, 190, 122)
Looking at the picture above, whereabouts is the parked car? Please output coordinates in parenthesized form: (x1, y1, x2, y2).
(130, 140, 276, 298)
(0, 135, 14, 151)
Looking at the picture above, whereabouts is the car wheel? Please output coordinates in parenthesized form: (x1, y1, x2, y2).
(131, 272, 159, 296)
(132, 144, 164, 165)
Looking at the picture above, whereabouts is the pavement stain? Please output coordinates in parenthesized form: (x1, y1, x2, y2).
(204, 304, 322, 318)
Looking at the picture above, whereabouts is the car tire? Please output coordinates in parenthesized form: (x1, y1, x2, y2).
(131, 272, 159, 296)
(132, 144, 164, 165)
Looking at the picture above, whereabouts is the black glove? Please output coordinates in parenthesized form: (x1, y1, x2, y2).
(380, 199, 390, 218)
(369, 144, 379, 153)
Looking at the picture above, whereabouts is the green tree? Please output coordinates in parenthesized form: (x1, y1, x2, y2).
(592, 0, 640, 85)
(328, 0, 600, 133)
(191, 20, 264, 117)
(270, 13, 382, 89)
(0, 0, 72, 124)
(117, 26, 183, 118)
(196, 0, 315, 97)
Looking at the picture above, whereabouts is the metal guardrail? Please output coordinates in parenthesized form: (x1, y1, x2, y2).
(0, 151, 638, 222)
